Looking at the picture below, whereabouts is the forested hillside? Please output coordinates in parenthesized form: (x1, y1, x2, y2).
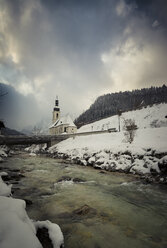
(75, 85, 167, 127)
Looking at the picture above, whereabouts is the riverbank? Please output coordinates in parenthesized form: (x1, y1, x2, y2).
(24, 127, 167, 184)
(0, 146, 64, 248)
(24, 140, 167, 185)
(46, 127, 167, 184)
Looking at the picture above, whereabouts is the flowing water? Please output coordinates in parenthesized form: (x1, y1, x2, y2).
(4, 153, 167, 248)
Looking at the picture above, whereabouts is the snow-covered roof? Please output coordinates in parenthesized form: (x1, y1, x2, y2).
(49, 115, 76, 129)
(49, 119, 59, 128)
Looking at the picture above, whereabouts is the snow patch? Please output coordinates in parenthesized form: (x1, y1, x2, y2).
(35, 220, 64, 248)
(0, 196, 42, 248)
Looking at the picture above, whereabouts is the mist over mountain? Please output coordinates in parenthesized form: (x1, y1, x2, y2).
(1, 127, 23, 136)
(75, 85, 167, 127)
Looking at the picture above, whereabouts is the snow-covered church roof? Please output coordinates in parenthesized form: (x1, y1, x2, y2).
(49, 115, 76, 129)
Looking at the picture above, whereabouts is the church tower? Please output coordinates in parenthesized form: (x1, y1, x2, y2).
(52, 96, 60, 123)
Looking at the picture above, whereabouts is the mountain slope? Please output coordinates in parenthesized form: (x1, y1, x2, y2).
(75, 85, 167, 127)
(78, 103, 167, 133)
(1, 127, 23, 136)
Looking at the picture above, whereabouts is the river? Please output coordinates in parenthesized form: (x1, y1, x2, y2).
(4, 153, 167, 248)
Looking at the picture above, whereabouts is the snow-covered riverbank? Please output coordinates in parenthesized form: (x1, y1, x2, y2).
(25, 128, 167, 183)
(47, 104, 167, 183)
(0, 146, 64, 248)
(48, 127, 167, 183)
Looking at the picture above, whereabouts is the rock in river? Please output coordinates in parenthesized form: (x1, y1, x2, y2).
(57, 176, 85, 183)
(73, 204, 97, 216)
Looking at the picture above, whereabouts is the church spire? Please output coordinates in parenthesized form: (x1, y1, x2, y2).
(55, 95, 59, 107)
(52, 96, 60, 123)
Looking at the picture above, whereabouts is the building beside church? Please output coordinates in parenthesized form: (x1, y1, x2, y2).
(49, 98, 77, 135)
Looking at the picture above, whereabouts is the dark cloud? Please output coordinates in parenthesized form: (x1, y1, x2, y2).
(126, 0, 167, 26)
(0, 83, 41, 129)
(0, 0, 166, 129)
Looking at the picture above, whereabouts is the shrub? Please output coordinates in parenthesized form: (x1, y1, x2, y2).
(123, 119, 138, 144)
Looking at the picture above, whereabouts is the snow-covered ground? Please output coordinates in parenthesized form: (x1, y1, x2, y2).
(78, 103, 167, 132)
(25, 144, 47, 156)
(0, 147, 64, 248)
(49, 104, 167, 180)
(53, 127, 166, 155)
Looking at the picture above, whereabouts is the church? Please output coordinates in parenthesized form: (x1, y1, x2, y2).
(49, 98, 77, 135)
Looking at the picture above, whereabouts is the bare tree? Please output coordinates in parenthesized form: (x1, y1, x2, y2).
(123, 119, 138, 144)
(31, 126, 42, 136)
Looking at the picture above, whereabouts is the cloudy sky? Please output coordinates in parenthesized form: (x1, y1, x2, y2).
(0, 0, 167, 130)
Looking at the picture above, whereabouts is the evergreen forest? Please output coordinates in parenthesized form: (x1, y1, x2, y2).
(75, 85, 167, 127)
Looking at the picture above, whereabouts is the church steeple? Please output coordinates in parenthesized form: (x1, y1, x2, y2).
(52, 96, 60, 123)
(55, 96, 59, 108)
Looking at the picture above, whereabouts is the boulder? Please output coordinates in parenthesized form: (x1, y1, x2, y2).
(57, 176, 85, 183)
(57, 176, 72, 183)
(36, 227, 53, 248)
(73, 178, 85, 183)
(158, 155, 167, 175)
(99, 170, 107, 174)
(73, 204, 97, 216)
(23, 198, 33, 206)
